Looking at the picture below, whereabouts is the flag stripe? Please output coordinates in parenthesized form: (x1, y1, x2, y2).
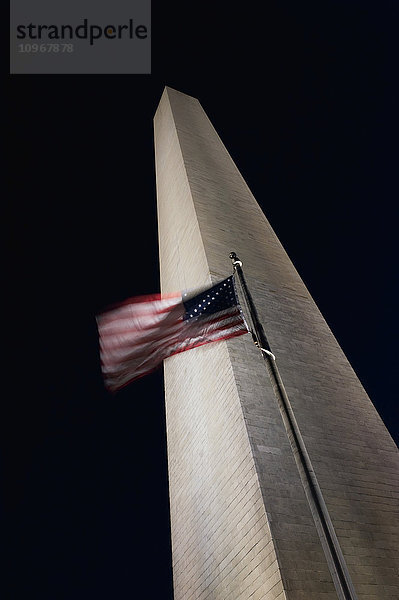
(100, 321, 248, 388)
(98, 296, 182, 331)
(100, 311, 242, 364)
(100, 313, 244, 371)
(102, 321, 246, 387)
(100, 305, 241, 355)
(103, 322, 247, 392)
(102, 323, 245, 374)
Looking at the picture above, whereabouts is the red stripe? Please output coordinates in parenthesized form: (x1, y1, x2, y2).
(100, 315, 187, 358)
(162, 327, 248, 362)
(100, 312, 246, 367)
(99, 302, 240, 335)
(103, 326, 248, 392)
(158, 319, 247, 357)
(97, 290, 181, 313)
(97, 296, 182, 328)
(100, 304, 241, 342)
(99, 313, 182, 343)
(101, 315, 247, 373)
(99, 306, 242, 356)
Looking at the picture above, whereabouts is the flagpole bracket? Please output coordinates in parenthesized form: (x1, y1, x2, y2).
(260, 348, 276, 361)
(253, 337, 276, 360)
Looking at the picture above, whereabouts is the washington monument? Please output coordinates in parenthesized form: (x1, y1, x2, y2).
(154, 87, 398, 600)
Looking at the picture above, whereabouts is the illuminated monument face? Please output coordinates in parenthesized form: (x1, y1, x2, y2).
(154, 87, 399, 600)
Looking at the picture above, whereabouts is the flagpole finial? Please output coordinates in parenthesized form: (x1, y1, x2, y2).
(230, 252, 243, 268)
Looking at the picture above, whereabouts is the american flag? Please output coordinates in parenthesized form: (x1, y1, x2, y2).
(97, 276, 249, 392)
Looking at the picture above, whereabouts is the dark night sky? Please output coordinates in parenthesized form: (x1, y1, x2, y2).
(6, 2, 398, 598)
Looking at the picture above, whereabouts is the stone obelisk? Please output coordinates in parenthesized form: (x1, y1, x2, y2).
(154, 87, 398, 600)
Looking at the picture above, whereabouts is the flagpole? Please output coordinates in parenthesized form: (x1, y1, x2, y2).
(229, 252, 357, 600)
